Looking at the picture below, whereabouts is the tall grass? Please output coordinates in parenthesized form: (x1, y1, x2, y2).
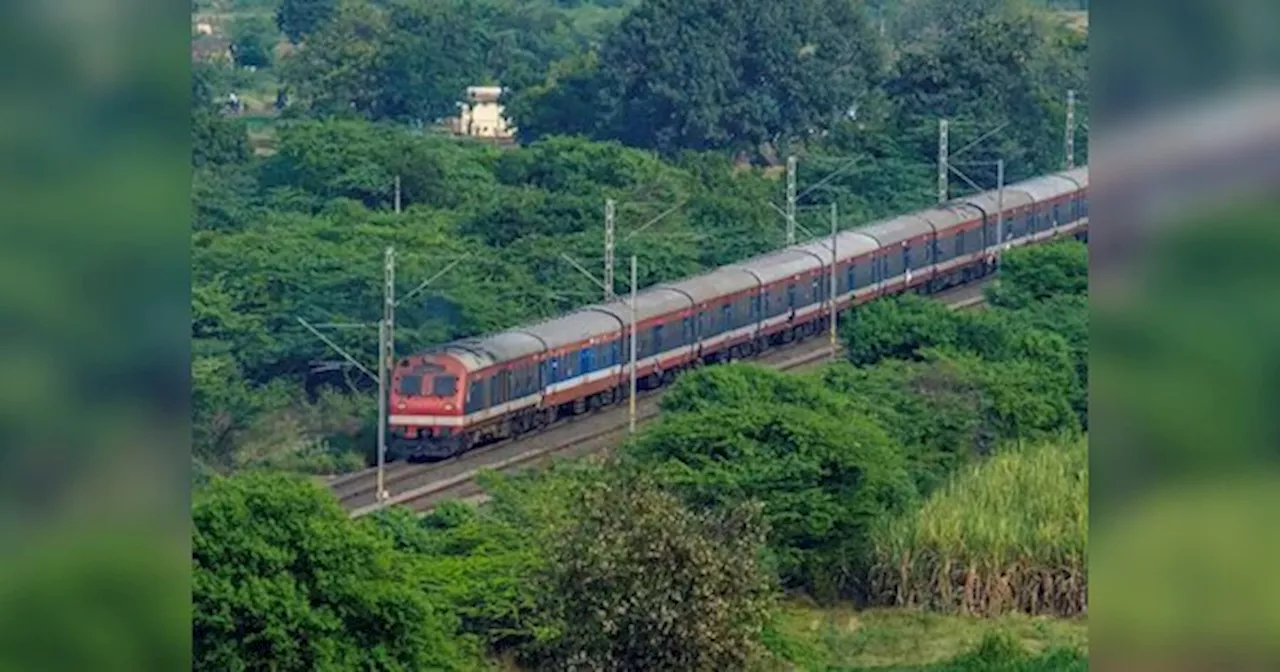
(869, 437, 1087, 617)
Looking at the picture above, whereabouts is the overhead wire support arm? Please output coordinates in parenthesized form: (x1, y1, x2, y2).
(396, 253, 471, 307)
(952, 121, 1010, 159)
(766, 202, 821, 242)
(310, 322, 378, 330)
(946, 162, 991, 196)
(296, 317, 377, 383)
(560, 253, 611, 295)
(621, 199, 688, 242)
(795, 156, 869, 203)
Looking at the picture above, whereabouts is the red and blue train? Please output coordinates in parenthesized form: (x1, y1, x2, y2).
(388, 166, 1089, 460)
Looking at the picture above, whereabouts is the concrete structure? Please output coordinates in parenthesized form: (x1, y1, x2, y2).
(446, 86, 515, 140)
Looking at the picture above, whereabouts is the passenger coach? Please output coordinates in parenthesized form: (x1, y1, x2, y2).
(390, 166, 1089, 460)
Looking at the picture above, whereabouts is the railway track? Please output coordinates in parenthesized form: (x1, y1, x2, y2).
(335, 281, 989, 517)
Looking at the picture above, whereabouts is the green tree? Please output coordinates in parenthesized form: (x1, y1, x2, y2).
(986, 239, 1088, 309)
(820, 358, 997, 494)
(277, 0, 338, 44)
(504, 52, 606, 142)
(529, 470, 776, 671)
(631, 366, 918, 598)
(887, 7, 1085, 183)
(840, 293, 962, 366)
(192, 110, 251, 168)
(193, 473, 477, 670)
(280, 0, 390, 119)
(517, 0, 886, 157)
(230, 15, 279, 68)
(368, 501, 551, 654)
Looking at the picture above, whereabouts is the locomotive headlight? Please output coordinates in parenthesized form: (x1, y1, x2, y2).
(444, 403, 454, 411)
(397, 402, 406, 410)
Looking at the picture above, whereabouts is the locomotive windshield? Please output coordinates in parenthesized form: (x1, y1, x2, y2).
(398, 374, 423, 396)
(397, 362, 455, 397)
(431, 375, 457, 396)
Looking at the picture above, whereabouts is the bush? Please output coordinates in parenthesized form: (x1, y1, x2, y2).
(192, 473, 483, 670)
(528, 469, 776, 671)
(632, 366, 918, 600)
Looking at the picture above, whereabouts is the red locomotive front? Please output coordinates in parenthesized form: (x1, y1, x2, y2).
(387, 353, 469, 461)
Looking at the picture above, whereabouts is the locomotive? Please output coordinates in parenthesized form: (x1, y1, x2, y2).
(388, 166, 1089, 461)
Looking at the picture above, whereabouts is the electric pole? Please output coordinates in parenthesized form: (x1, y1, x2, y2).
(628, 254, 638, 434)
(394, 176, 402, 214)
(604, 198, 616, 301)
(1065, 89, 1077, 170)
(938, 119, 949, 203)
(829, 202, 838, 361)
(786, 156, 798, 245)
(377, 246, 395, 502)
(297, 247, 467, 510)
(997, 159, 1006, 250)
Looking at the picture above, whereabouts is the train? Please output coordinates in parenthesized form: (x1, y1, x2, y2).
(387, 166, 1089, 461)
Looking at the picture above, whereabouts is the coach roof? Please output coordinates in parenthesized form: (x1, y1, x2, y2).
(659, 266, 759, 306)
(590, 286, 694, 326)
(730, 247, 825, 285)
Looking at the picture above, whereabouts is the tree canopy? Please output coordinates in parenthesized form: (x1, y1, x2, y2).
(192, 473, 480, 670)
(510, 0, 887, 157)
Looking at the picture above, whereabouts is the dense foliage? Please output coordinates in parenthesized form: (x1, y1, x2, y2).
(623, 240, 1088, 602)
(191, 0, 1092, 665)
(192, 0, 1086, 474)
(192, 473, 482, 670)
(633, 366, 918, 599)
(530, 470, 775, 671)
(192, 240, 1090, 668)
(192, 467, 777, 671)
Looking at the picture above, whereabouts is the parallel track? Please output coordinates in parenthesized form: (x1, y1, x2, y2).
(334, 281, 989, 517)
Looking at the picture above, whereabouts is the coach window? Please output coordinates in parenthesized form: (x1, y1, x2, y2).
(681, 317, 692, 345)
(903, 245, 912, 270)
(492, 372, 506, 406)
(720, 304, 732, 332)
(846, 265, 855, 292)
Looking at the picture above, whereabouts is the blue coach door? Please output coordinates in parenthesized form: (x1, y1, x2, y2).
(580, 347, 594, 375)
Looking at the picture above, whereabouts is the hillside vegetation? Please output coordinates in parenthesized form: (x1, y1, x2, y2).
(193, 238, 1091, 670)
(191, 0, 1092, 668)
(192, 0, 1087, 479)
